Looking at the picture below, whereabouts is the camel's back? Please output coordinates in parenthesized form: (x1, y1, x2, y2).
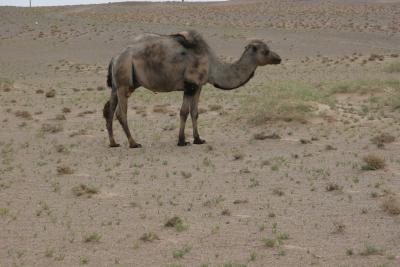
(114, 31, 211, 92)
(124, 34, 188, 91)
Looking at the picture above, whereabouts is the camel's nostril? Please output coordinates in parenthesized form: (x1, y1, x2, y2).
(272, 57, 281, 64)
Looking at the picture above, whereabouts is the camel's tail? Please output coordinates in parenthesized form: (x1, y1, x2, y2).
(104, 59, 115, 120)
(107, 60, 113, 89)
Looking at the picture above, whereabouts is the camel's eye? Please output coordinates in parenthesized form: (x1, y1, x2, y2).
(262, 50, 270, 56)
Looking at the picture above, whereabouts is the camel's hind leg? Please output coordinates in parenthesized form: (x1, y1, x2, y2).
(116, 87, 142, 148)
(178, 92, 191, 146)
(190, 87, 205, 144)
(104, 91, 120, 147)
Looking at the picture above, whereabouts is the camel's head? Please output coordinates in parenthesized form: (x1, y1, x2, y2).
(245, 40, 281, 66)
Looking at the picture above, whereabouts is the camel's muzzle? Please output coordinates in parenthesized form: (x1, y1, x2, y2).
(270, 52, 281, 65)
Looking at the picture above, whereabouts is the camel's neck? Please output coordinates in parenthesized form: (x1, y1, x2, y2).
(209, 50, 257, 90)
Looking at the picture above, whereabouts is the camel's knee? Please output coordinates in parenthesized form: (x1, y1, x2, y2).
(115, 107, 126, 121)
(190, 110, 199, 120)
(180, 108, 189, 120)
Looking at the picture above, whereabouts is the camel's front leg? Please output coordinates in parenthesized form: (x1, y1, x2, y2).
(190, 87, 205, 144)
(178, 92, 191, 146)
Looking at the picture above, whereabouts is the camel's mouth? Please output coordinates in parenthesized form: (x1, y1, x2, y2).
(268, 51, 281, 65)
(271, 57, 282, 65)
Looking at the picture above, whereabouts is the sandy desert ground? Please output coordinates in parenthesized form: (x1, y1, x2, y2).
(1, 0, 400, 266)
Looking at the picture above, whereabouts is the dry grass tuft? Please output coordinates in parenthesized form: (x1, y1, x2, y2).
(382, 195, 400, 215)
(45, 89, 56, 98)
(140, 232, 159, 242)
(326, 183, 341, 192)
(72, 184, 99, 197)
(253, 132, 281, 140)
(164, 216, 182, 228)
(208, 104, 222, 111)
(15, 110, 32, 120)
(62, 107, 71, 113)
(57, 165, 74, 175)
(361, 155, 385, 170)
(153, 104, 169, 113)
(40, 123, 63, 134)
(371, 133, 395, 148)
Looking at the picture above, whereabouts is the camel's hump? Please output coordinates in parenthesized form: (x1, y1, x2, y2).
(169, 30, 210, 55)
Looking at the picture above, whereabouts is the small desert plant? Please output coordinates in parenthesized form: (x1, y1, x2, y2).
(361, 155, 385, 170)
(346, 248, 353, 256)
(359, 245, 383, 256)
(72, 184, 99, 197)
(262, 238, 276, 248)
(0, 78, 13, 92)
(172, 245, 192, 259)
(15, 110, 32, 120)
(326, 183, 341, 192)
(40, 123, 63, 134)
(140, 232, 159, 242)
(83, 232, 101, 243)
(371, 133, 395, 148)
(249, 251, 257, 261)
(165, 216, 187, 232)
(0, 207, 10, 217)
(57, 165, 74, 175)
(382, 195, 400, 215)
(46, 89, 56, 98)
(80, 256, 89, 265)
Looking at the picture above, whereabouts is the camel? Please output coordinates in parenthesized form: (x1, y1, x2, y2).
(103, 30, 281, 148)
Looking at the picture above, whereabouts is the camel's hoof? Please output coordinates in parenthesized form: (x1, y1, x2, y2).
(193, 138, 206, 145)
(177, 141, 191, 147)
(110, 143, 120, 148)
(130, 143, 142, 148)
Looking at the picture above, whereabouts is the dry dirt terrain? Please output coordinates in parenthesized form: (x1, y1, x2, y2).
(1, 0, 400, 266)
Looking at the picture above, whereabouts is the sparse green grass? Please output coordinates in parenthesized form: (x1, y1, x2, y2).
(240, 79, 400, 124)
(249, 251, 257, 261)
(80, 256, 89, 265)
(203, 195, 225, 207)
(346, 248, 354, 256)
(241, 82, 333, 124)
(0, 207, 9, 217)
(164, 216, 187, 232)
(360, 245, 383, 256)
(262, 238, 276, 248)
(329, 79, 400, 94)
(0, 78, 13, 91)
(384, 62, 400, 73)
(172, 245, 192, 259)
(277, 233, 289, 241)
(220, 263, 247, 267)
(83, 232, 101, 243)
